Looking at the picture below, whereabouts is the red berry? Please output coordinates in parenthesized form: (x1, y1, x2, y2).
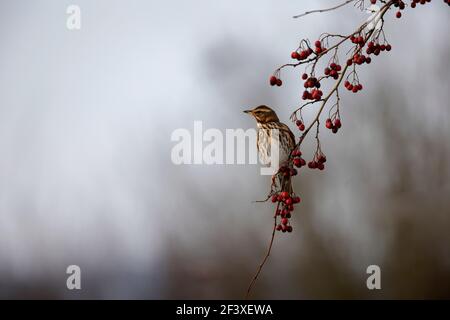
(269, 76, 277, 86)
(281, 218, 289, 225)
(285, 198, 293, 205)
(287, 225, 293, 233)
(291, 51, 299, 59)
(334, 119, 342, 128)
(276, 224, 282, 231)
(315, 40, 321, 48)
(280, 191, 289, 199)
(299, 123, 305, 131)
(293, 158, 301, 167)
(302, 73, 308, 80)
(293, 196, 301, 204)
(318, 155, 327, 163)
(271, 195, 277, 203)
(276, 79, 282, 86)
(386, 44, 392, 51)
(396, 11, 402, 18)
(325, 118, 333, 129)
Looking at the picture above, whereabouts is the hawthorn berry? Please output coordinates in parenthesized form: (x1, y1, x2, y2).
(334, 119, 342, 128)
(293, 196, 301, 204)
(269, 76, 277, 86)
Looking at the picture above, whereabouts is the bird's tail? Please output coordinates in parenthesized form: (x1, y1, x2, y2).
(279, 172, 293, 194)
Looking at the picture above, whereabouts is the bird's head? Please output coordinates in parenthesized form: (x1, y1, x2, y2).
(243, 105, 279, 124)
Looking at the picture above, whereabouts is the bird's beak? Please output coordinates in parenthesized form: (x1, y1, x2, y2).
(243, 109, 252, 114)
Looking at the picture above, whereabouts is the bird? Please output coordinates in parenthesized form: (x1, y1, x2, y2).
(244, 105, 296, 193)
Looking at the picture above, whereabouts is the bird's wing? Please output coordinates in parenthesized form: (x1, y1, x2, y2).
(278, 123, 296, 149)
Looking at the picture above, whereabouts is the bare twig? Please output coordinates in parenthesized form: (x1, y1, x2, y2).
(293, 0, 356, 19)
(245, 202, 280, 299)
(292, 2, 392, 151)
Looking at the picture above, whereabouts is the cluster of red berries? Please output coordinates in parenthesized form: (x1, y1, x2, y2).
(292, 149, 307, 168)
(410, 0, 448, 9)
(279, 165, 298, 178)
(366, 41, 391, 56)
(347, 53, 371, 66)
(324, 62, 342, 79)
(314, 40, 326, 54)
(325, 117, 342, 134)
(291, 47, 314, 61)
(344, 80, 363, 93)
(307, 153, 327, 170)
(350, 35, 366, 47)
(295, 119, 306, 131)
(301, 75, 323, 101)
(269, 75, 282, 87)
(271, 191, 301, 233)
(393, 0, 406, 18)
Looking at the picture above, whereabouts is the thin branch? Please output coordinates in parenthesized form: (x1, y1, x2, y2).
(291, 1, 392, 151)
(293, 0, 356, 19)
(245, 202, 280, 299)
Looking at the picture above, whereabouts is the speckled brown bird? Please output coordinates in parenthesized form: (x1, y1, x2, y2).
(244, 105, 296, 192)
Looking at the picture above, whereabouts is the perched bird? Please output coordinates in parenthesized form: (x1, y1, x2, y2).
(244, 105, 296, 193)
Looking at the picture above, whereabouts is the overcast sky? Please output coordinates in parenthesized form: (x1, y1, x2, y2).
(0, 1, 449, 298)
